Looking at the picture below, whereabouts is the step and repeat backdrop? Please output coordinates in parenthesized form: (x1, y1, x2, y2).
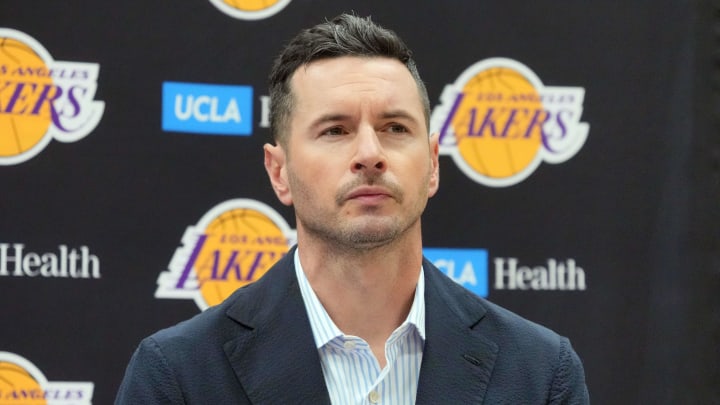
(1, 1, 718, 404)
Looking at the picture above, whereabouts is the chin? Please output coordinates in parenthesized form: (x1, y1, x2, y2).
(343, 221, 405, 247)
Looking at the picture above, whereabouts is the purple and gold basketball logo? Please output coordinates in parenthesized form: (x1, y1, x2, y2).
(0, 29, 104, 166)
(431, 58, 589, 187)
(156, 199, 295, 310)
(209, 0, 291, 20)
(0, 352, 93, 404)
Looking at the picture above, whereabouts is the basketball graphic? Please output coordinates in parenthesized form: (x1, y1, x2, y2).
(0, 361, 47, 405)
(209, 0, 291, 20)
(453, 67, 543, 179)
(156, 199, 296, 311)
(431, 57, 589, 187)
(194, 207, 290, 307)
(0, 37, 54, 159)
(0, 29, 104, 166)
(222, 0, 280, 11)
(0, 352, 94, 404)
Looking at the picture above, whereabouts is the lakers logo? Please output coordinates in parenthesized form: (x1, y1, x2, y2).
(0, 352, 93, 404)
(0, 29, 104, 166)
(156, 199, 295, 310)
(431, 58, 589, 187)
(209, 0, 291, 20)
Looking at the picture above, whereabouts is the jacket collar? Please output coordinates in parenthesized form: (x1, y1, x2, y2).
(222, 247, 331, 404)
(220, 248, 497, 404)
(415, 257, 498, 404)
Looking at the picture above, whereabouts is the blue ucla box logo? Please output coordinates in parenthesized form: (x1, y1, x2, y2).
(162, 82, 253, 135)
(423, 248, 488, 297)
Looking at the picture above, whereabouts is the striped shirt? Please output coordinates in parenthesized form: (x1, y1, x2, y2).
(294, 250, 425, 405)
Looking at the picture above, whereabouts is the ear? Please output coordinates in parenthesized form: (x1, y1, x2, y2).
(428, 132, 440, 198)
(264, 143, 293, 206)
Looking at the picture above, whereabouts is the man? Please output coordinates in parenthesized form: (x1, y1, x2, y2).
(116, 14, 589, 404)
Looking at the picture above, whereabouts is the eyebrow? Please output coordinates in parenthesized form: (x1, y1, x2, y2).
(308, 110, 421, 130)
(380, 110, 421, 126)
(308, 114, 352, 130)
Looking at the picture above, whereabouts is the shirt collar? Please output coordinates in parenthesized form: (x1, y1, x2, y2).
(294, 249, 426, 349)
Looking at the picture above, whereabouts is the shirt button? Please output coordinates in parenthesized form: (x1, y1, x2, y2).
(343, 341, 356, 350)
(368, 390, 380, 403)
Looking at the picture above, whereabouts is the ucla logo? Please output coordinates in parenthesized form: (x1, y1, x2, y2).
(209, 0, 291, 20)
(0, 29, 104, 166)
(0, 352, 93, 404)
(156, 199, 296, 310)
(431, 58, 589, 187)
(423, 248, 488, 297)
(162, 81, 253, 136)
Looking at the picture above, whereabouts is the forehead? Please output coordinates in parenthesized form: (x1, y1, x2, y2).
(288, 56, 424, 116)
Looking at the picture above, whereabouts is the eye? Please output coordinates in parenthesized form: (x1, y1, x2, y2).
(320, 126, 347, 136)
(385, 123, 410, 134)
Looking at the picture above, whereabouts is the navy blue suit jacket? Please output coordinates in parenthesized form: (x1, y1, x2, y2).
(116, 248, 589, 404)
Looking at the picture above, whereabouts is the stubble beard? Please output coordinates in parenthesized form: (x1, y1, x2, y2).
(289, 170, 429, 253)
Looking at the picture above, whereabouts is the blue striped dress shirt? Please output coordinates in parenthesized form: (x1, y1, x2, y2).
(294, 250, 426, 405)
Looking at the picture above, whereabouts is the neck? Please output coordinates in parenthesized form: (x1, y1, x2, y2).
(297, 225, 423, 364)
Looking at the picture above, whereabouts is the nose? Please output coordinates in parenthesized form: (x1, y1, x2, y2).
(351, 125, 387, 175)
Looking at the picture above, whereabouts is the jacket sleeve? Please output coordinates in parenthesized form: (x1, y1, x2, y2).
(548, 338, 590, 404)
(115, 337, 186, 405)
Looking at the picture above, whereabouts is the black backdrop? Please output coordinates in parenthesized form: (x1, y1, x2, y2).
(1, 1, 718, 404)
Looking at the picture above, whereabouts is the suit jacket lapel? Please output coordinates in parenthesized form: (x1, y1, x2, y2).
(222, 248, 331, 405)
(218, 252, 497, 404)
(416, 259, 499, 404)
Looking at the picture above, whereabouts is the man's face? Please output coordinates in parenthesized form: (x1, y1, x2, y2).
(265, 56, 439, 250)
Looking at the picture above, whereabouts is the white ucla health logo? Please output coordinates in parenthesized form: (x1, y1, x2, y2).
(162, 81, 253, 136)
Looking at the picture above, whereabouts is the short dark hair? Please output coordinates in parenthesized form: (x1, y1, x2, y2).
(268, 13, 430, 146)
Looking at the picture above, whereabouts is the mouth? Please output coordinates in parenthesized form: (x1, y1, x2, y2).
(344, 186, 393, 204)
